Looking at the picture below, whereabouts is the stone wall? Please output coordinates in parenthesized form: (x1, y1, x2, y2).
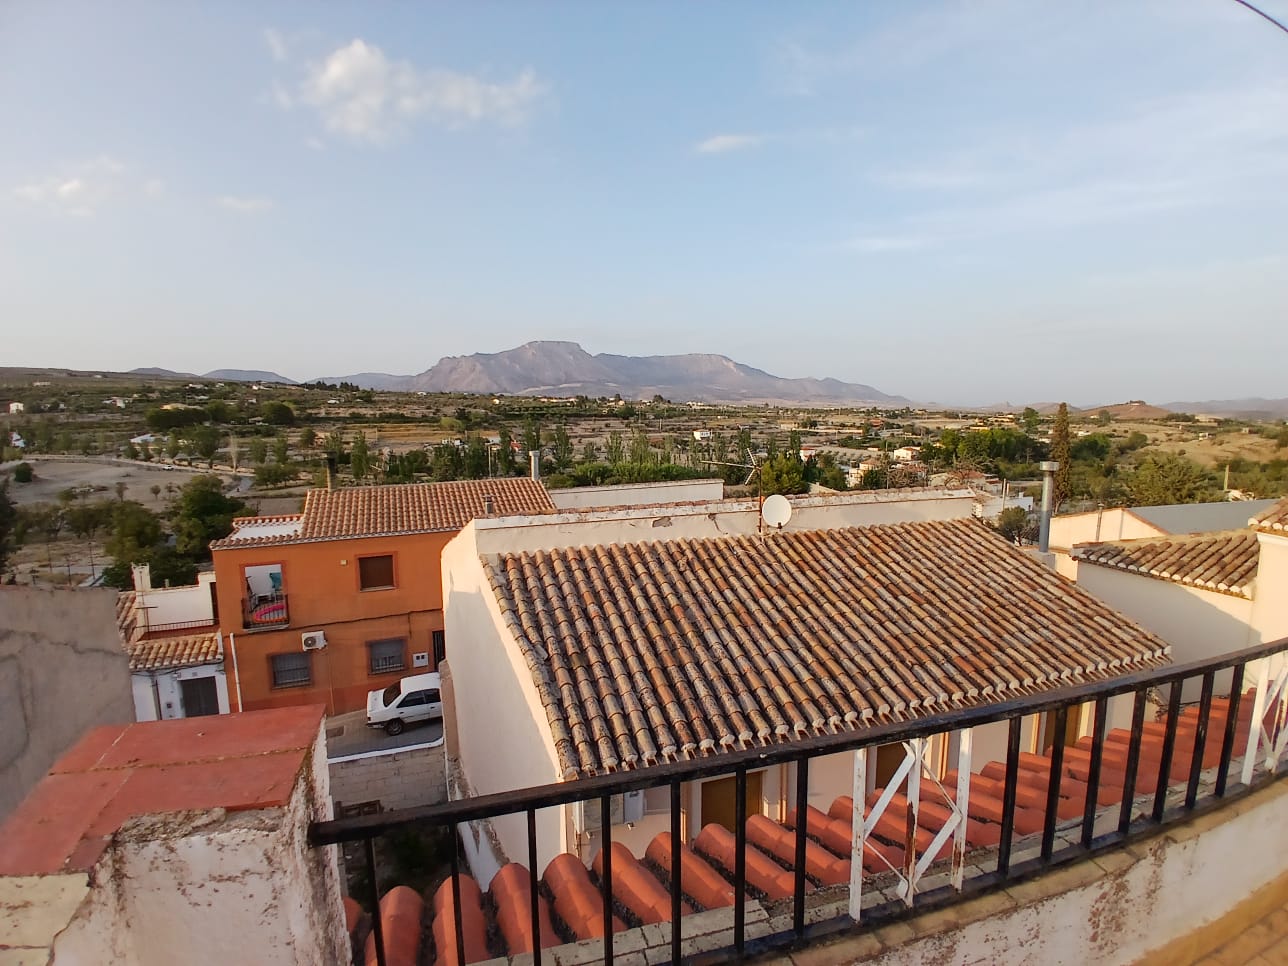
(0, 586, 132, 819)
(329, 743, 447, 812)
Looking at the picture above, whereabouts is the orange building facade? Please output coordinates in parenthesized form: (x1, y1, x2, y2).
(210, 478, 553, 715)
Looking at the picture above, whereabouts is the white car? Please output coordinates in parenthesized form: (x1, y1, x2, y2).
(366, 672, 443, 736)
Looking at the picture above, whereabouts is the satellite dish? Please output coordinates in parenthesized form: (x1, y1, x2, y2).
(761, 493, 793, 530)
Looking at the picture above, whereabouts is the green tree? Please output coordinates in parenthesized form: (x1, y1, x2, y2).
(995, 506, 1036, 545)
(123, 440, 139, 460)
(522, 419, 542, 455)
(1126, 454, 1217, 506)
(552, 423, 573, 470)
(1051, 403, 1071, 510)
(581, 441, 598, 463)
(248, 437, 269, 465)
(605, 432, 625, 465)
(188, 425, 221, 468)
(104, 501, 163, 567)
(464, 434, 488, 479)
(13, 462, 33, 484)
(171, 475, 246, 560)
(138, 440, 152, 462)
(351, 431, 371, 481)
(260, 401, 295, 426)
(629, 430, 652, 466)
(496, 427, 516, 475)
(0, 480, 16, 575)
(298, 426, 317, 451)
(273, 433, 290, 465)
(1021, 407, 1041, 434)
(166, 432, 181, 460)
(760, 454, 807, 495)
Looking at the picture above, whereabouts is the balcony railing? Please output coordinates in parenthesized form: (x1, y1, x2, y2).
(138, 617, 219, 637)
(242, 593, 290, 631)
(310, 637, 1288, 966)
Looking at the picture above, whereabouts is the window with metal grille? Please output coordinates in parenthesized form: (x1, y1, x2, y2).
(358, 555, 395, 590)
(368, 638, 406, 675)
(270, 652, 311, 689)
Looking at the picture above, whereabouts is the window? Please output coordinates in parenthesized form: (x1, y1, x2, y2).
(432, 629, 446, 666)
(400, 692, 427, 708)
(368, 638, 406, 675)
(358, 555, 395, 590)
(271, 652, 311, 689)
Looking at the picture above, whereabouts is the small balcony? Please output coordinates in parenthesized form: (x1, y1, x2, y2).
(242, 593, 290, 631)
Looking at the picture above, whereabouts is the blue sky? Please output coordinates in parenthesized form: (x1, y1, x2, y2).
(3, 2, 1286, 406)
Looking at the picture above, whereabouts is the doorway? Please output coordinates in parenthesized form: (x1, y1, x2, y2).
(180, 677, 220, 717)
(700, 771, 764, 833)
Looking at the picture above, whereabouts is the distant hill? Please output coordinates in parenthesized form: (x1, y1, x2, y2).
(129, 367, 200, 379)
(1163, 398, 1288, 419)
(203, 369, 297, 385)
(1088, 401, 1173, 421)
(316, 341, 905, 405)
(307, 372, 412, 392)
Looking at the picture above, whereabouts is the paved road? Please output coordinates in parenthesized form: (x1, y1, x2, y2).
(326, 708, 444, 759)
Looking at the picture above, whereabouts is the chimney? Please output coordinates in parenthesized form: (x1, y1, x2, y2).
(325, 455, 337, 490)
(529, 450, 541, 481)
(483, 494, 495, 516)
(1038, 460, 1059, 553)
(131, 562, 153, 593)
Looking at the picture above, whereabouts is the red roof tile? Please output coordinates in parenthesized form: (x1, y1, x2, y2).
(0, 705, 325, 876)
(126, 631, 222, 671)
(1074, 529, 1259, 598)
(211, 478, 554, 549)
(1251, 497, 1288, 534)
(486, 518, 1171, 778)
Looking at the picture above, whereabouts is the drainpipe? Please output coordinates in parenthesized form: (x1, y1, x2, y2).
(1038, 460, 1059, 553)
(228, 631, 244, 712)
(529, 450, 541, 481)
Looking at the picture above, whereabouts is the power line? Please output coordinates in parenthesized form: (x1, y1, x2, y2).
(1229, 0, 1288, 37)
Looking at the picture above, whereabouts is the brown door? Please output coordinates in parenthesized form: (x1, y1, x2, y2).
(874, 742, 907, 789)
(700, 771, 765, 833)
(1041, 708, 1081, 754)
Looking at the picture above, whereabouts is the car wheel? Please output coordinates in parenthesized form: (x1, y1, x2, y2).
(384, 719, 405, 736)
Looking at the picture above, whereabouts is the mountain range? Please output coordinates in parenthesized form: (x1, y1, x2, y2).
(308, 341, 905, 405)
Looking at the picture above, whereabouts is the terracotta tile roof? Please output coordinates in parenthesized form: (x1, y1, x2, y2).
(1251, 497, 1288, 534)
(126, 631, 222, 671)
(0, 705, 325, 876)
(211, 478, 554, 549)
(1074, 529, 1260, 598)
(116, 590, 140, 642)
(484, 518, 1171, 778)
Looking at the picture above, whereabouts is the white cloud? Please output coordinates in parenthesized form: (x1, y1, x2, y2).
(276, 38, 547, 143)
(695, 134, 765, 155)
(264, 28, 288, 63)
(12, 157, 130, 216)
(217, 196, 274, 213)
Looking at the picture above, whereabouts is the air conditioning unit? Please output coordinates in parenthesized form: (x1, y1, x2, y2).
(301, 631, 328, 651)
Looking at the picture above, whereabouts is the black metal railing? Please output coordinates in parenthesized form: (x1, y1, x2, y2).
(241, 593, 289, 630)
(310, 637, 1288, 966)
(139, 616, 219, 637)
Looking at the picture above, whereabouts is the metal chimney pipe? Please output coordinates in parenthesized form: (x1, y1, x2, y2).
(1038, 460, 1059, 553)
(529, 450, 541, 481)
(483, 494, 495, 516)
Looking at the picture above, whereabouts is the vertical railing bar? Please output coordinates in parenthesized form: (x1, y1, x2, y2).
(527, 807, 542, 966)
(1081, 697, 1108, 849)
(1186, 672, 1216, 809)
(670, 780, 682, 966)
(1153, 683, 1184, 823)
(1243, 660, 1272, 786)
(601, 793, 614, 966)
(1216, 664, 1245, 798)
(734, 767, 748, 957)
(1041, 705, 1067, 862)
(996, 717, 1022, 877)
(1118, 690, 1148, 835)
(364, 835, 388, 966)
(450, 827, 465, 966)
(848, 748, 867, 923)
(792, 757, 809, 938)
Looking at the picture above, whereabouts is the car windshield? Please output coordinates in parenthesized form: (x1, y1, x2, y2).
(381, 684, 401, 707)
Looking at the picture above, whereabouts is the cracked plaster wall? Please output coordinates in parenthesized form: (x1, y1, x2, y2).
(0, 586, 133, 820)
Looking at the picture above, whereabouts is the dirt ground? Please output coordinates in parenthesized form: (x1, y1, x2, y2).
(3, 458, 212, 511)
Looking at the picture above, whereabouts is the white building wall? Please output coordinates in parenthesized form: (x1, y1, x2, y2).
(473, 489, 977, 557)
(547, 479, 724, 511)
(131, 570, 217, 628)
(1050, 508, 1164, 579)
(441, 524, 567, 887)
(130, 667, 230, 722)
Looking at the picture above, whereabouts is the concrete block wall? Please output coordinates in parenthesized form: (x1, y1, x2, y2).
(329, 745, 447, 812)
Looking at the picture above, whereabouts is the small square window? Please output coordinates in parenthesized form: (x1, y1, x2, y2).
(271, 652, 311, 689)
(368, 638, 406, 675)
(359, 555, 395, 590)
